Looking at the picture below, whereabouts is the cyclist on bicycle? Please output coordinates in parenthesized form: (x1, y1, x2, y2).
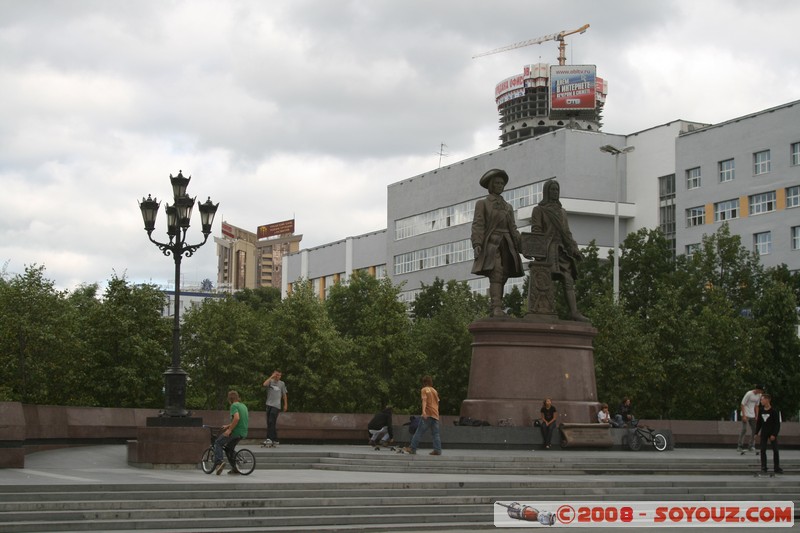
(214, 390, 249, 475)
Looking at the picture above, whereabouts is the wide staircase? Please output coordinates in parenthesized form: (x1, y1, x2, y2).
(0, 448, 796, 532)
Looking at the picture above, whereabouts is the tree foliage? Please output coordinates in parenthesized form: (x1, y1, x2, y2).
(2, 220, 798, 422)
(182, 295, 267, 410)
(410, 279, 486, 415)
(326, 271, 417, 412)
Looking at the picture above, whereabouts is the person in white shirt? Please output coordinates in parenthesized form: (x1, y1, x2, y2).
(737, 384, 763, 453)
(597, 403, 619, 426)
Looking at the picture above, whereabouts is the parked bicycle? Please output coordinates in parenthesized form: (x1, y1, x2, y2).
(627, 424, 668, 452)
(200, 425, 256, 475)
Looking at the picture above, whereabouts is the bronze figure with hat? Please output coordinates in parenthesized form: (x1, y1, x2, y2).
(471, 168, 524, 317)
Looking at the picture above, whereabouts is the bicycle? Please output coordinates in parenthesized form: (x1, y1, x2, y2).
(200, 425, 257, 475)
(627, 424, 668, 452)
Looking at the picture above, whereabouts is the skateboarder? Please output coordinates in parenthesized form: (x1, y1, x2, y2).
(738, 384, 763, 453)
(368, 404, 394, 449)
(754, 393, 782, 476)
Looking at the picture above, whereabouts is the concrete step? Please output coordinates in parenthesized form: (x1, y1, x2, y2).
(248, 449, 797, 476)
(1, 480, 796, 532)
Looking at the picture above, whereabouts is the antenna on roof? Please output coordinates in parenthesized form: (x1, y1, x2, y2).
(436, 142, 449, 168)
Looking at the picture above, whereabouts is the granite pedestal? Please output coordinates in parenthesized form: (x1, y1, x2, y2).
(460, 317, 599, 427)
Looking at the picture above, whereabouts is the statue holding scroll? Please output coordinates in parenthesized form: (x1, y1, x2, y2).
(528, 179, 589, 322)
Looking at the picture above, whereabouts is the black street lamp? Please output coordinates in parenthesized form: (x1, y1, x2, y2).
(139, 171, 218, 417)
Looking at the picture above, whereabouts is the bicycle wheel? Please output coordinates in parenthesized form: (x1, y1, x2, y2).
(235, 448, 256, 475)
(653, 432, 668, 452)
(201, 447, 216, 474)
(628, 432, 642, 451)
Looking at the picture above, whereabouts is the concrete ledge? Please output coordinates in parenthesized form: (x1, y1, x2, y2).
(559, 423, 613, 448)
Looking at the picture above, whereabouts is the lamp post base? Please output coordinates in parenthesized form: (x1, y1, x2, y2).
(129, 418, 206, 466)
(162, 367, 189, 417)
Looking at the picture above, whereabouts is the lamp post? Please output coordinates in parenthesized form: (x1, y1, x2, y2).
(139, 171, 218, 417)
(599, 145, 634, 303)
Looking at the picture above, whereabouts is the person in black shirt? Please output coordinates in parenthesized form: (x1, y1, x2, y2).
(755, 393, 782, 474)
(613, 397, 638, 428)
(539, 398, 558, 449)
(367, 405, 394, 447)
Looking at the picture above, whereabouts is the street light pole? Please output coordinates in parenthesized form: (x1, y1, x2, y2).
(599, 145, 634, 304)
(139, 171, 218, 417)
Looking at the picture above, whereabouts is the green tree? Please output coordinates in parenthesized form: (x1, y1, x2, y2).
(410, 280, 485, 415)
(619, 228, 674, 317)
(677, 224, 762, 313)
(587, 295, 662, 418)
(233, 286, 282, 313)
(267, 280, 354, 412)
(81, 275, 171, 408)
(0, 265, 81, 404)
(751, 278, 800, 416)
(325, 271, 415, 411)
(182, 295, 267, 410)
(766, 264, 800, 307)
(575, 240, 611, 313)
(502, 284, 525, 318)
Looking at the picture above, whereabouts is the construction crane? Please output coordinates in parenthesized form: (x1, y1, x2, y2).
(472, 24, 590, 65)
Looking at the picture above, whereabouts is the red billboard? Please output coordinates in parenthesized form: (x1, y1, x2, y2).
(549, 65, 596, 111)
(257, 219, 295, 239)
(221, 222, 235, 239)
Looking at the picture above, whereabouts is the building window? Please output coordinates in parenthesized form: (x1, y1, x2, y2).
(791, 142, 800, 166)
(686, 167, 701, 190)
(786, 185, 800, 208)
(659, 174, 675, 200)
(753, 232, 772, 255)
(714, 199, 739, 222)
(659, 205, 676, 236)
(753, 150, 771, 175)
(394, 181, 546, 241)
(686, 206, 705, 227)
(685, 243, 700, 257)
(718, 159, 735, 183)
(748, 191, 776, 215)
(393, 239, 472, 275)
(792, 227, 800, 251)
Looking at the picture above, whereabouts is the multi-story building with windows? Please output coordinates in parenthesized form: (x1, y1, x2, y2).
(675, 100, 800, 267)
(216, 221, 302, 292)
(281, 100, 799, 301)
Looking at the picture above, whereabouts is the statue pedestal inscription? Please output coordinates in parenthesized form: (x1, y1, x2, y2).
(460, 319, 599, 426)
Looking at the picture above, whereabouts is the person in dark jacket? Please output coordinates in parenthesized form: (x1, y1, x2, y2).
(613, 397, 638, 428)
(755, 393, 782, 474)
(367, 405, 394, 447)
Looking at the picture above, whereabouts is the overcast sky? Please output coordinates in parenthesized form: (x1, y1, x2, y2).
(2, 0, 799, 292)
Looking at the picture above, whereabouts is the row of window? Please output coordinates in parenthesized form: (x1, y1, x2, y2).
(686, 185, 800, 227)
(685, 142, 800, 190)
(303, 264, 387, 298)
(398, 275, 525, 303)
(687, 226, 800, 257)
(394, 180, 547, 241)
(394, 239, 473, 275)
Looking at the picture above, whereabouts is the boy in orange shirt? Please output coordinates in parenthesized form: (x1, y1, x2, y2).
(403, 376, 442, 455)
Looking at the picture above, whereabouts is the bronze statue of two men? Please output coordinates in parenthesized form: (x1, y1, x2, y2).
(471, 169, 588, 322)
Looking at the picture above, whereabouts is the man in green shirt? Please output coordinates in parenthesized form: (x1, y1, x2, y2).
(214, 390, 249, 475)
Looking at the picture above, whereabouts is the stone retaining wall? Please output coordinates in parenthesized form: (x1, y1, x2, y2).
(0, 402, 797, 467)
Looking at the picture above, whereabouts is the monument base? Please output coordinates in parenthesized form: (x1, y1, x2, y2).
(127, 416, 206, 466)
(460, 317, 599, 427)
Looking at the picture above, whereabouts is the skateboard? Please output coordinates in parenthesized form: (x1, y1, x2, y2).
(261, 441, 278, 448)
(753, 471, 782, 477)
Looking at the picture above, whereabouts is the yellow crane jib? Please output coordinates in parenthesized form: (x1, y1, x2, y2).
(472, 24, 590, 65)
